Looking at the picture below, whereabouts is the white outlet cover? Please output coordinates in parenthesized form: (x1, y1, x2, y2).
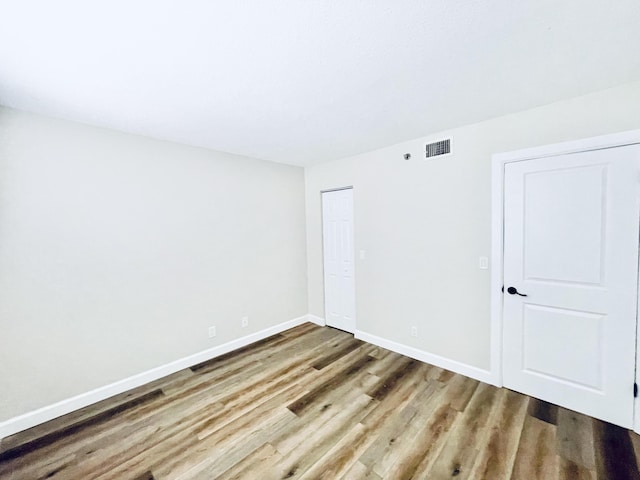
(208, 326, 216, 338)
(479, 256, 489, 270)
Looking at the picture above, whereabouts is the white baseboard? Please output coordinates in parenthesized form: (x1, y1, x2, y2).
(354, 329, 496, 386)
(0, 314, 311, 440)
(307, 314, 326, 326)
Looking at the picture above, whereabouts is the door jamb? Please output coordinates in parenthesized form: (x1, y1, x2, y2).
(490, 130, 640, 430)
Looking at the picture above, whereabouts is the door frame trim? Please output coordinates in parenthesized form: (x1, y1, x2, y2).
(490, 130, 640, 429)
(321, 186, 353, 194)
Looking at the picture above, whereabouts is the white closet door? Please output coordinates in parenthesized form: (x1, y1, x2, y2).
(322, 188, 356, 333)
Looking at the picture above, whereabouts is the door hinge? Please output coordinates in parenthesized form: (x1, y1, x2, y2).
(634, 383, 638, 398)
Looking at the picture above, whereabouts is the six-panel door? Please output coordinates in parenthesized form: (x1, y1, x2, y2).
(322, 188, 356, 333)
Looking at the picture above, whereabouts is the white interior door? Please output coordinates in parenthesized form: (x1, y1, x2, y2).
(503, 144, 640, 428)
(322, 188, 356, 333)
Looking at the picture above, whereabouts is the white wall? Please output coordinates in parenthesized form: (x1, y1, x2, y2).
(2, 80, 640, 434)
(0, 107, 308, 423)
(305, 81, 640, 373)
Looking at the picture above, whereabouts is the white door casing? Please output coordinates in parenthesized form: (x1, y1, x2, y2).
(501, 143, 640, 428)
(322, 188, 356, 333)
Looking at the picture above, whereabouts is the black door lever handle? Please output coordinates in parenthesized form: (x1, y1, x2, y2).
(507, 286, 527, 297)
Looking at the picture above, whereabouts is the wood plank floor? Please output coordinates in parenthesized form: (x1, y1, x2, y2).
(1, 323, 640, 480)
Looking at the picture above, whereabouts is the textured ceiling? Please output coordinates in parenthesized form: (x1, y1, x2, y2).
(1, 1, 639, 166)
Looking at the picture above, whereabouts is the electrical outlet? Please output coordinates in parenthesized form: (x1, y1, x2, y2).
(241, 316, 249, 328)
(208, 326, 216, 338)
(410, 326, 418, 338)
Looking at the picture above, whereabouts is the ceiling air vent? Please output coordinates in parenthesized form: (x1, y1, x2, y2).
(425, 138, 451, 159)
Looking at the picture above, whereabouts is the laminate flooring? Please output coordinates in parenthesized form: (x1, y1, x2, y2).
(1, 323, 639, 479)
